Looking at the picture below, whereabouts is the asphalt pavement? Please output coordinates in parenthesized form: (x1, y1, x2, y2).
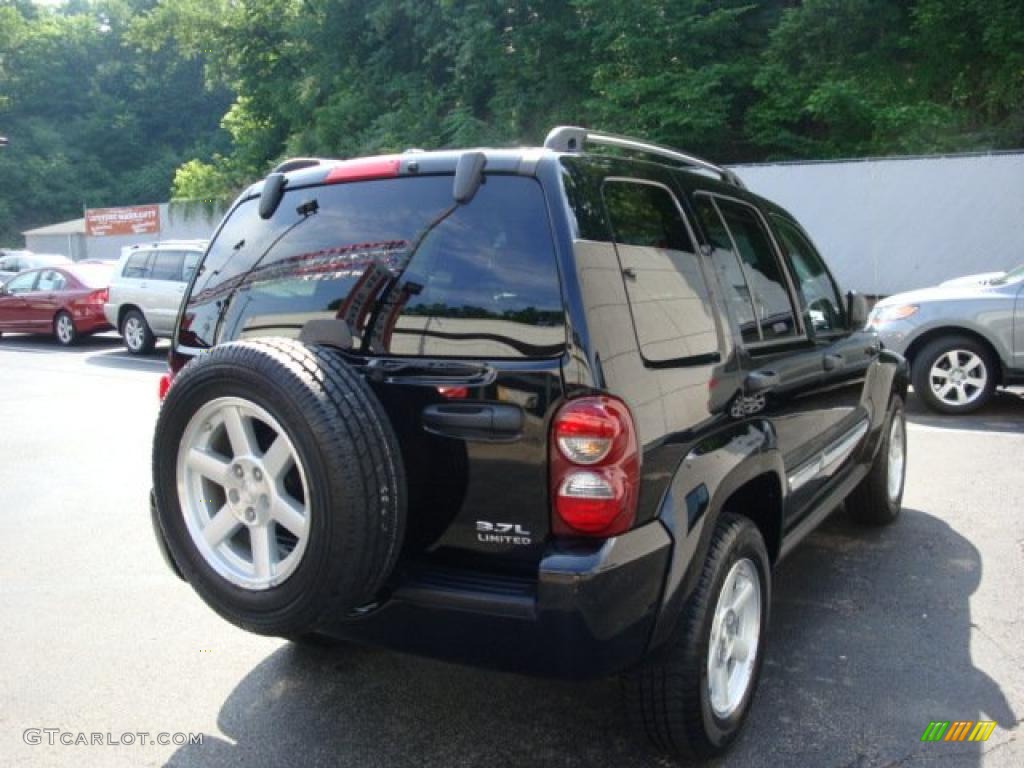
(0, 333, 1020, 767)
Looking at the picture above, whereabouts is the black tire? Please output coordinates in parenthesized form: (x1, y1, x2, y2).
(911, 335, 996, 414)
(847, 396, 906, 526)
(623, 513, 771, 760)
(152, 338, 406, 637)
(121, 309, 156, 355)
(53, 311, 78, 346)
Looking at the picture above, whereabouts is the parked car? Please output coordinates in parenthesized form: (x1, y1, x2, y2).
(149, 128, 908, 761)
(868, 262, 1024, 413)
(0, 263, 113, 344)
(0, 252, 71, 283)
(104, 240, 207, 354)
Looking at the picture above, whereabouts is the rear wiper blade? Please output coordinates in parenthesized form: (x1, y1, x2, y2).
(363, 358, 495, 384)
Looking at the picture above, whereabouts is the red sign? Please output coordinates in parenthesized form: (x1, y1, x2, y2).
(85, 205, 161, 237)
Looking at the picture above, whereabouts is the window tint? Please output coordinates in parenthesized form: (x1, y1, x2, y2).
(694, 196, 759, 344)
(710, 197, 799, 342)
(150, 251, 185, 281)
(5, 271, 38, 294)
(123, 251, 152, 279)
(772, 217, 845, 334)
(37, 270, 66, 291)
(188, 175, 565, 358)
(603, 181, 717, 362)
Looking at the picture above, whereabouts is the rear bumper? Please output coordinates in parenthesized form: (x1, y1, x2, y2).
(320, 521, 673, 678)
(150, 489, 673, 678)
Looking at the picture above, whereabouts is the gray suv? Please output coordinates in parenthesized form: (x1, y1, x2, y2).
(104, 240, 207, 354)
(869, 263, 1024, 413)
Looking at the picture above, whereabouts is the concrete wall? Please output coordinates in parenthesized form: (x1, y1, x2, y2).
(734, 152, 1024, 296)
(23, 233, 88, 261)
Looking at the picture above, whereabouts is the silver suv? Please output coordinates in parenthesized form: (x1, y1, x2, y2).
(104, 240, 207, 354)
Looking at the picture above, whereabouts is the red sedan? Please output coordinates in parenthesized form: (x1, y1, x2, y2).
(0, 263, 114, 345)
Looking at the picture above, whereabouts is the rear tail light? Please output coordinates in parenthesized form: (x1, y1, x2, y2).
(158, 372, 172, 401)
(550, 396, 639, 537)
(87, 288, 108, 305)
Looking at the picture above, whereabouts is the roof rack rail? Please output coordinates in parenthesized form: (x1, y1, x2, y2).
(270, 157, 332, 174)
(543, 126, 745, 189)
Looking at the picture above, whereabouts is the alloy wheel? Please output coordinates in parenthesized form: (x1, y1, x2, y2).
(56, 314, 74, 344)
(707, 558, 762, 719)
(928, 350, 986, 406)
(176, 396, 311, 590)
(887, 413, 906, 503)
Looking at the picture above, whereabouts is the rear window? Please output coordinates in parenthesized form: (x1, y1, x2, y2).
(183, 175, 565, 358)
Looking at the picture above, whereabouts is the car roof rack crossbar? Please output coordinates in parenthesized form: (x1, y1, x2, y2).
(543, 126, 745, 189)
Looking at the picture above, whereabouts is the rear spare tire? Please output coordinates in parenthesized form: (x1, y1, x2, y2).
(152, 338, 405, 637)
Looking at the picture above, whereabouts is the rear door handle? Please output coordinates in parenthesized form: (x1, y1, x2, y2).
(422, 403, 524, 441)
(823, 353, 844, 372)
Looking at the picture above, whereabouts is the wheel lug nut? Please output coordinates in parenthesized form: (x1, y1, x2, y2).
(244, 507, 256, 523)
(228, 489, 240, 504)
(233, 465, 244, 478)
(253, 468, 263, 482)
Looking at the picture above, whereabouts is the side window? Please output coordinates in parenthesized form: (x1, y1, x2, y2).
(150, 251, 185, 281)
(772, 217, 846, 334)
(37, 270, 66, 292)
(5, 271, 38, 294)
(123, 251, 152, 279)
(694, 196, 760, 344)
(602, 181, 718, 363)
(707, 197, 799, 343)
(182, 251, 201, 283)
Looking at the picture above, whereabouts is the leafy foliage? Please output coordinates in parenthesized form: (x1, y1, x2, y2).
(1, 0, 1022, 244)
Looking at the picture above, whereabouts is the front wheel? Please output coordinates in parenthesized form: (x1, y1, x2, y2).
(911, 335, 996, 414)
(54, 311, 78, 346)
(847, 397, 906, 526)
(623, 513, 770, 759)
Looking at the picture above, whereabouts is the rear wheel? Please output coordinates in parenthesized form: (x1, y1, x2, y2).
(54, 311, 77, 346)
(152, 338, 406, 637)
(623, 514, 770, 759)
(121, 309, 155, 354)
(911, 335, 996, 414)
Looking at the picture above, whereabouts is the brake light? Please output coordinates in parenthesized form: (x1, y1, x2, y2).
(325, 156, 401, 184)
(550, 396, 639, 537)
(437, 385, 469, 400)
(87, 288, 108, 305)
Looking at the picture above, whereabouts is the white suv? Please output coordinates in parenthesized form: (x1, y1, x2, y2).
(104, 240, 207, 354)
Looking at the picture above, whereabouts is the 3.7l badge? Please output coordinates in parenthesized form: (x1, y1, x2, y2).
(476, 521, 532, 546)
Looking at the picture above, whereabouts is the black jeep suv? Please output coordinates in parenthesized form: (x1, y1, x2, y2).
(151, 127, 908, 760)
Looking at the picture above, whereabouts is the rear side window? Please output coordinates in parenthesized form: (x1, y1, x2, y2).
(185, 175, 565, 358)
(696, 195, 799, 343)
(150, 251, 185, 281)
(182, 251, 201, 283)
(602, 181, 718, 363)
(123, 251, 152, 279)
(37, 270, 66, 291)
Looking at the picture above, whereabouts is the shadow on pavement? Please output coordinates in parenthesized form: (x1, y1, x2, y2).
(84, 348, 168, 372)
(0, 332, 123, 354)
(164, 509, 1016, 768)
(906, 387, 1024, 434)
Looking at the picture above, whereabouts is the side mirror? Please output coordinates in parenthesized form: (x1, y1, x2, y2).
(847, 291, 869, 330)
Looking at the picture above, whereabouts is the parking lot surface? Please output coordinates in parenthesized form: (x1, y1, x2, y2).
(1, 335, 1020, 767)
